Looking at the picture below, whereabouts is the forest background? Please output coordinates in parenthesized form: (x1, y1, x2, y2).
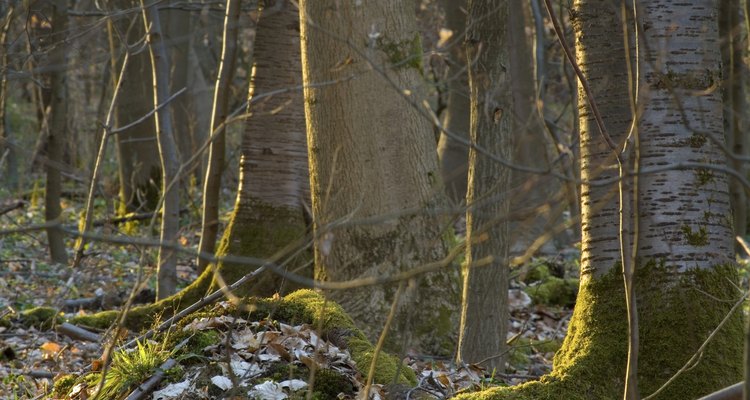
(0, 0, 748, 399)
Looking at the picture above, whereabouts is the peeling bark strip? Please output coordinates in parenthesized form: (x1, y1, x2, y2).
(638, 1, 733, 270)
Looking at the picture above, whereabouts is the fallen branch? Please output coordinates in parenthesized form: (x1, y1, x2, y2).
(56, 322, 101, 342)
(0, 200, 25, 216)
(124, 358, 177, 400)
(120, 264, 268, 350)
(2, 368, 54, 379)
(696, 381, 742, 400)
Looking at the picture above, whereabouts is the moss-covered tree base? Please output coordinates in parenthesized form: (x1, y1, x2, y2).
(455, 262, 743, 400)
(69, 198, 309, 331)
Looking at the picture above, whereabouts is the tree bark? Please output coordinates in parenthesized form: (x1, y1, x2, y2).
(45, 0, 69, 264)
(216, 0, 310, 297)
(0, 2, 18, 191)
(112, 2, 162, 214)
(436, 0, 470, 208)
(300, 0, 459, 354)
(457, 0, 511, 372)
(720, 0, 747, 243)
(141, 0, 181, 299)
(454, 1, 743, 398)
(197, 0, 240, 273)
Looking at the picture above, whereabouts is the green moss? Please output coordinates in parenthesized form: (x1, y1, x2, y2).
(527, 277, 578, 306)
(18, 307, 62, 330)
(376, 33, 424, 71)
(688, 133, 707, 148)
(681, 225, 709, 246)
(695, 168, 714, 187)
(52, 374, 77, 397)
(507, 338, 562, 368)
(70, 310, 119, 330)
(522, 264, 551, 283)
(270, 290, 416, 385)
(309, 368, 355, 398)
(455, 262, 743, 399)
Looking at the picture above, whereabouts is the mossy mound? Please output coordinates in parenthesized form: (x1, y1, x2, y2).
(526, 277, 578, 307)
(455, 262, 743, 399)
(56, 289, 415, 399)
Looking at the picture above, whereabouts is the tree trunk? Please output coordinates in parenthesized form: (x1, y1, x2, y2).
(720, 0, 747, 242)
(455, 1, 743, 398)
(112, 3, 162, 214)
(508, 1, 560, 256)
(45, 0, 69, 264)
(197, 0, 241, 273)
(436, 0, 470, 208)
(215, 0, 310, 297)
(0, 2, 18, 191)
(300, 0, 459, 354)
(141, 0, 181, 299)
(457, 0, 511, 372)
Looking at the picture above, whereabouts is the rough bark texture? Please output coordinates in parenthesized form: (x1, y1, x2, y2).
(142, 1, 181, 299)
(455, 1, 743, 398)
(457, 0, 510, 372)
(197, 0, 240, 273)
(300, 0, 459, 354)
(436, 0, 470, 207)
(45, 0, 69, 264)
(112, 2, 162, 214)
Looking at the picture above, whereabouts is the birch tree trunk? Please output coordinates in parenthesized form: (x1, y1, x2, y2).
(455, 1, 743, 398)
(457, 0, 511, 372)
(300, 0, 459, 354)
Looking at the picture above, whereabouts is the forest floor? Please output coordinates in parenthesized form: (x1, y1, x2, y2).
(0, 196, 577, 399)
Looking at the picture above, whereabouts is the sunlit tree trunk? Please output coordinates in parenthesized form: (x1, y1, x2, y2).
(457, 0, 511, 372)
(455, 1, 743, 398)
(45, 0, 69, 264)
(215, 0, 310, 297)
(300, 0, 459, 354)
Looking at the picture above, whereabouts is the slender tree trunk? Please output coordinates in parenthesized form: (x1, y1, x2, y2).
(455, 1, 743, 398)
(0, 2, 18, 191)
(45, 0, 69, 264)
(165, 0, 193, 174)
(508, 1, 559, 255)
(720, 0, 747, 242)
(141, 0, 181, 299)
(300, 0, 459, 354)
(457, 0, 511, 372)
(112, 3, 162, 214)
(197, 0, 241, 273)
(436, 0, 470, 208)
